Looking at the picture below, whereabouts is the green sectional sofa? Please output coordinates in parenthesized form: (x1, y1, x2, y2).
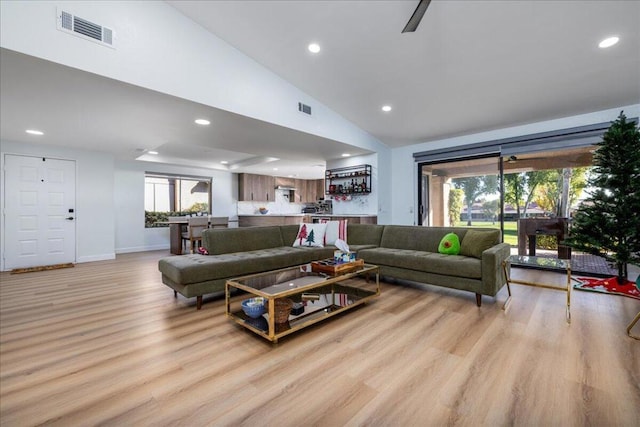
(158, 224, 511, 309)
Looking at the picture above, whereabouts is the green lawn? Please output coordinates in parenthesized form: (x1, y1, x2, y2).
(454, 221, 517, 246)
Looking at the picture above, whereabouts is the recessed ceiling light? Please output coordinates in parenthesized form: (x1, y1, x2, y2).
(381, 105, 392, 112)
(220, 160, 229, 165)
(308, 43, 321, 54)
(599, 36, 619, 48)
(195, 119, 210, 125)
(25, 129, 44, 135)
(148, 151, 159, 155)
(341, 153, 351, 157)
(273, 168, 279, 171)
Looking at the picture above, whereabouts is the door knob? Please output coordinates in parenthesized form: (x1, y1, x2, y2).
(66, 217, 74, 220)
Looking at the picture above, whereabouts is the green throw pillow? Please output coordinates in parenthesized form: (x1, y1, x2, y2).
(438, 232, 460, 255)
(460, 229, 499, 258)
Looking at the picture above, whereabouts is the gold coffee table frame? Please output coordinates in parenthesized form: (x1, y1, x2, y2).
(628, 311, 640, 340)
(226, 262, 379, 343)
(502, 255, 573, 323)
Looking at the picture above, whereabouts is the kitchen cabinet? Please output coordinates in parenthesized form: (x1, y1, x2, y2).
(238, 173, 275, 202)
(240, 174, 323, 203)
(274, 176, 296, 188)
(315, 179, 325, 200)
(293, 179, 307, 203)
(293, 178, 323, 203)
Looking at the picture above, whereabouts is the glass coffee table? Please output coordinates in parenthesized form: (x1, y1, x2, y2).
(226, 262, 379, 343)
(502, 255, 573, 323)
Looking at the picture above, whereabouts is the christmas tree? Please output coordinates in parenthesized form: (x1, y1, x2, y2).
(565, 112, 640, 283)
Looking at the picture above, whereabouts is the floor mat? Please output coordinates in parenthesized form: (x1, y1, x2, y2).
(11, 263, 75, 274)
(574, 276, 640, 300)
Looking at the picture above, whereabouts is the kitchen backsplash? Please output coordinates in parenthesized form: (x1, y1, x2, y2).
(237, 189, 306, 215)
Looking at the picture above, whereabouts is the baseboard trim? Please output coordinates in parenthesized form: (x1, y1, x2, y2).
(115, 245, 169, 254)
(77, 253, 116, 263)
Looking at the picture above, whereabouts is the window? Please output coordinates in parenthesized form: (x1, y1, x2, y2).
(144, 173, 212, 227)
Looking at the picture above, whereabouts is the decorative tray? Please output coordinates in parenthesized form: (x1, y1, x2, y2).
(310, 258, 364, 275)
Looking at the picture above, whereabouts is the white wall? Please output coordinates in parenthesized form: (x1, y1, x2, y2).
(389, 104, 640, 225)
(114, 160, 236, 253)
(0, 0, 392, 225)
(0, 0, 389, 156)
(1, 140, 116, 269)
(326, 153, 381, 218)
(0, 140, 238, 268)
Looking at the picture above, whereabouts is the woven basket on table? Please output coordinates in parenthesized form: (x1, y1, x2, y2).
(273, 298, 293, 324)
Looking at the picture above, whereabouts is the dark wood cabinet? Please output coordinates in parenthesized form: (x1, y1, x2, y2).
(238, 173, 275, 202)
(241, 174, 323, 203)
(274, 177, 296, 188)
(294, 179, 307, 203)
(293, 178, 323, 203)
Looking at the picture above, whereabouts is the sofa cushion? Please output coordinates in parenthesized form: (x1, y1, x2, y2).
(347, 224, 384, 246)
(460, 229, 500, 259)
(380, 226, 454, 252)
(358, 247, 481, 279)
(281, 224, 302, 247)
(202, 226, 285, 255)
(159, 247, 310, 285)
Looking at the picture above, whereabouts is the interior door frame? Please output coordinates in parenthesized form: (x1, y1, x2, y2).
(1, 152, 78, 271)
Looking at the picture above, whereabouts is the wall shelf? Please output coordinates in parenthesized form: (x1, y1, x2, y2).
(325, 164, 371, 195)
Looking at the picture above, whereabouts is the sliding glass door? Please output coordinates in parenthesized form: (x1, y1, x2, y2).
(418, 155, 502, 232)
(418, 145, 597, 268)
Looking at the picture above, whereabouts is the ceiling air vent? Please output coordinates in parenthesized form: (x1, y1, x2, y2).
(57, 9, 114, 48)
(298, 102, 312, 115)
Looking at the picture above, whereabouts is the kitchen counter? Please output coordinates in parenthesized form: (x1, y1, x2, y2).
(238, 214, 306, 217)
(238, 214, 309, 227)
(308, 214, 377, 218)
(238, 214, 377, 227)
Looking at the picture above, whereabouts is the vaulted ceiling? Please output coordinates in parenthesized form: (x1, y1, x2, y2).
(1, 1, 638, 178)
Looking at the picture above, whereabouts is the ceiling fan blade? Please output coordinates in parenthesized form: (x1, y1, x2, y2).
(402, 0, 432, 33)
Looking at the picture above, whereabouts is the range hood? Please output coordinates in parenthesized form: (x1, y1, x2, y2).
(275, 185, 297, 191)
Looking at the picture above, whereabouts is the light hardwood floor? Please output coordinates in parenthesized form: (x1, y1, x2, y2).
(1, 251, 638, 426)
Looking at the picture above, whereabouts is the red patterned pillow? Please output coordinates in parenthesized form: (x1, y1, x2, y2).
(292, 223, 327, 247)
(320, 219, 348, 245)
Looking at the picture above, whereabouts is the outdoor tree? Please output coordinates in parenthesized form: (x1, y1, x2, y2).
(452, 176, 498, 225)
(565, 112, 640, 283)
(448, 188, 464, 225)
(504, 173, 525, 218)
(523, 170, 556, 216)
(504, 170, 556, 218)
(482, 199, 500, 224)
(534, 167, 589, 216)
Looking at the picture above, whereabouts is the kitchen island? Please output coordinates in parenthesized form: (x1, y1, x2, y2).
(238, 214, 308, 227)
(238, 214, 377, 227)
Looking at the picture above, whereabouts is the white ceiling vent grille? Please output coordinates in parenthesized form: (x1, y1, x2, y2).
(57, 9, 114, 48)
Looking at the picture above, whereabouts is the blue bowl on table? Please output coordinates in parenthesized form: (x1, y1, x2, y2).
(241, 298, 266, 318)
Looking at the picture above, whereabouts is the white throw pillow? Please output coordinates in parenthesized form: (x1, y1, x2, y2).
(292, 223, 327, 247)
(321, 219, 348, 245)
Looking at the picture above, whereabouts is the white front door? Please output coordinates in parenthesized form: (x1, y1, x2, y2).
(3, 155, 76, 269)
